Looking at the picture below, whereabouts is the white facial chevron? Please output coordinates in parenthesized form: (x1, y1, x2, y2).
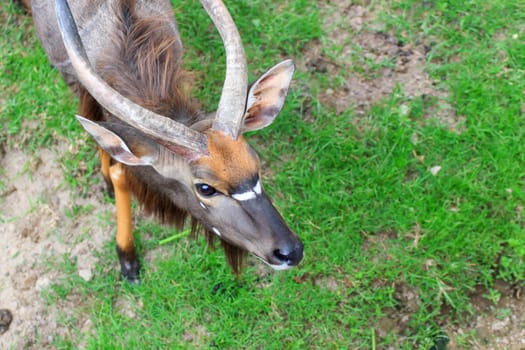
(232, 180, 262, 201)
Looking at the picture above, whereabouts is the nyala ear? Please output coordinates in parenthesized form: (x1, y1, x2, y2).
(242, 59, 295, 133)
(76, 115, 157, 166)
(77, 115, 204, 167)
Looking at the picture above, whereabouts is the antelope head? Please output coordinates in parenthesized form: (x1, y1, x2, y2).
(55, 0, 303, 270)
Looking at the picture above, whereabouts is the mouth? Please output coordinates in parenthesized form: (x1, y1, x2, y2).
(268, 262, 295, 270)
(254, 254, 300, 271)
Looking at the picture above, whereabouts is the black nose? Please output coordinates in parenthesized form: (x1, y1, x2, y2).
(273, 242, 304, 266)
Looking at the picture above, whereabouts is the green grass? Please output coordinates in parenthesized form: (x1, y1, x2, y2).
(1, 0, 525, 348)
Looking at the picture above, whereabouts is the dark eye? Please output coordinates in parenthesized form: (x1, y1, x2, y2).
(196, 183, 217, 197)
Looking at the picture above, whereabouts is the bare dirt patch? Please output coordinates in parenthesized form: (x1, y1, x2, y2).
(0, 144, 112, 349)
(359, 230, 525, 348)
(444, 281, 525, 350)
(304, 1, 463, 132)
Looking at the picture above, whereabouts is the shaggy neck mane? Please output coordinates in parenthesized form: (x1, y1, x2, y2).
(98, 0, 198, 125)
(77, 0, 246, 273)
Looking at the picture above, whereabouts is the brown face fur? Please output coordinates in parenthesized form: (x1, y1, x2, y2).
(193, 130, 259, 195)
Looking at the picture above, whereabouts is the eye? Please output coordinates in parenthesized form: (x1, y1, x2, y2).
(196, 183, 217, 197)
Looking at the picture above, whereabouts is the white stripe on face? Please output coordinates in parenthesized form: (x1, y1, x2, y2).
(231, 180, 262, 201)
(232, 190, 256, 201)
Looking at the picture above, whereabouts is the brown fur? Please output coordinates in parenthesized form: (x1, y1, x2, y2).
(195, 131, 259, 194)
(97, 0, 199, 126)
(79, 89, 104, 122)
(77, 0, 246, 273)
(124, 165, 246, 273)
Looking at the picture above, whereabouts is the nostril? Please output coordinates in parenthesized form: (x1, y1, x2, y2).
(273, 243, 303, 266)
(273, 249, 290, 263)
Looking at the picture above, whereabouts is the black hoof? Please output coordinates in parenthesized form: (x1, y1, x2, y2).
(117, 247, 140, 284)
(120, 258, 140, 284)
(120, 259, 140, 284)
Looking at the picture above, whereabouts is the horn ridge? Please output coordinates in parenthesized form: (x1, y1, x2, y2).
(199, 0, 248, 139)
(54, 0, 208, 154)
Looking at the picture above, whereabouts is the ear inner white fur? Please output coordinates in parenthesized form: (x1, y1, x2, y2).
(242, 59, 295, 133)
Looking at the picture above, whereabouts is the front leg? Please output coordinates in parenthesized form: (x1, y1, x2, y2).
(109, 162, 140, 283)
(99, 147, 115, 198)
